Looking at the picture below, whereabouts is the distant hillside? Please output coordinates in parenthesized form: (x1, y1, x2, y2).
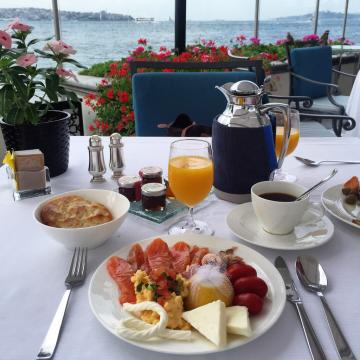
(0, 8, 134, 21)
(275, 10, 360, 21)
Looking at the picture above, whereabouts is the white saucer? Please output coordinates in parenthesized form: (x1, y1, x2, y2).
(226, 202, 334, 250)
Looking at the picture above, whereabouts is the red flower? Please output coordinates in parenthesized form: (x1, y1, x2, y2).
(100, 78, 108, 85)
(109, 62, 118, 76)
(118, 69, 128, 77)
(129, 111, 135, 121)
(120, 105, 127, 113)
(159, 46, 167, 52)
(96, 97, 106, 106)
(162, 68, 174, 73)
(106, 89, 114, 99)
(88, 124, 95, 132)
(138, 38, 147, 45)
(133, 46, 145, 55)
(117, 91, 129, 103)
(95, 119, 101, 129)
(116, 122, 124, 131)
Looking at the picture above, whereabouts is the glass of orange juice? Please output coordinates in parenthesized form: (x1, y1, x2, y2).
(273, 109, 300, 182)
(168, 139, 214, 235)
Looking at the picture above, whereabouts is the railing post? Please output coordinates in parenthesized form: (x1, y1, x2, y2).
(254, 0, 260, 39)
(342, 0, 349, 41)
(313, 0, 320, 34)
(51, 0, 61, 40)
(175, 0, 186, 54)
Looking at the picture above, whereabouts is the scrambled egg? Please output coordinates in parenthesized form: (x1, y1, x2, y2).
(131, 270, 190, 330)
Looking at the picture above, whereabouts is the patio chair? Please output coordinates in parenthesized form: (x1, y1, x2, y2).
(286, 44, 356, 136)
(131, 59, 265, 136)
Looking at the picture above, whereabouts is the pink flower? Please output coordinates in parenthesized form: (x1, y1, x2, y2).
(137, 38, 147, 45)
(0, 30, 11, 49)
(16, 53, 37, 67)
(343, 38, 354, 45)
(302, 34, 320, 42)
(7, 18, 31, 32)
(236, 34, 247, 44)
(201, 54, 211, 62)
(159, 46, 167, 52)
(56, 67, 77, 81)
(275, 38, 287, 45)
(44, 40, 76, 55)
(192, 46, 200, 54)
(250, 37, 261, 45)
(133, 46, 145, 54)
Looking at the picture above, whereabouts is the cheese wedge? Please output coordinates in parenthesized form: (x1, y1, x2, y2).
(182, 300, 226, 348)
(225, 306, 252, 337)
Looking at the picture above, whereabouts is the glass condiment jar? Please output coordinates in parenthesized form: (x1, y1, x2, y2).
(139, 166, 163, 185)
(118, 175, 142, 202)
(141, 183, 166, 211)
(164, 177, 175, 200)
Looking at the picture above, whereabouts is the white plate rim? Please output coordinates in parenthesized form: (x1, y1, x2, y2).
(226, 203, 334, 250)
(321, 184, 360, 230)
(88, 234, 286, 355)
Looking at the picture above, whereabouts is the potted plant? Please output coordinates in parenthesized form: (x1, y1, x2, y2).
(0, 19, 84, 176)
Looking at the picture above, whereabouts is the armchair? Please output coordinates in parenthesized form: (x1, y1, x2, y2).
(285, 44, 356, 136)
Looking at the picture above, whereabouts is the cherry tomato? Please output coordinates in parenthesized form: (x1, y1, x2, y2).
(233, 276, 268, 298)
(226, 263, 257, 283)
(233, 293, 263, 315)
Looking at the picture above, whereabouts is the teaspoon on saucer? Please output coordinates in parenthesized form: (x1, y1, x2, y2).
(296, 256, 357, 360)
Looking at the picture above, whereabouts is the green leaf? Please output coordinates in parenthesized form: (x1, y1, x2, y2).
(0, 85, 14, 116)
(61, 58, 87, 69)
(25, 106, 40, 125)
(11, 73, 28, 99)
(5, 107, 25, 125)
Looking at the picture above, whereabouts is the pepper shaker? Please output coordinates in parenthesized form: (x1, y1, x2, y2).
(88, 135, 106, 183)
(109, 133, 125, 179)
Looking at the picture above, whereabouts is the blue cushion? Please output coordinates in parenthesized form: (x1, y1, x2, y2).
(290, 46, 332, 99)
(132, 71, 257, 136)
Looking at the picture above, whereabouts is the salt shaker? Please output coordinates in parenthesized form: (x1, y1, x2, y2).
(88, 135, 106, 183)
(109, 133, 125, 179)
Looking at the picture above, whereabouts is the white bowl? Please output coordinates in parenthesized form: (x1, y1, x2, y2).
(33, 189, 130, 249)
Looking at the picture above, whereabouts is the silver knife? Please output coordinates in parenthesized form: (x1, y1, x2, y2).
(275, 256, 327, 360)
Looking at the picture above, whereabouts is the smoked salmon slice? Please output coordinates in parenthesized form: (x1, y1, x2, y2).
(145, 238, 173, 271)
(107, 256, 136, 304)
(127, 243, 145, 271)
(171, 241, 191, 273)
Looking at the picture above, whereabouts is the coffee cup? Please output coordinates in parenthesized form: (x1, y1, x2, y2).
(251, 181, 324, 235)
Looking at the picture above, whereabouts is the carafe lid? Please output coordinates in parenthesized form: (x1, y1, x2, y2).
(230, 80, 262, 96)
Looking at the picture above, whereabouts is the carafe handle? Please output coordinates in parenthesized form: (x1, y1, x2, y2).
(259, 103, 291, 175)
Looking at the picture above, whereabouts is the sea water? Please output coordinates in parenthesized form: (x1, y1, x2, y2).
(0, 18, 359, 68)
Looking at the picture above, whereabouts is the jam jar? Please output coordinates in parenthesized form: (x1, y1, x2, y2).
(139, 166, 163, 185)
(141, 183, 166, 211)
(118, 175, 142, 202)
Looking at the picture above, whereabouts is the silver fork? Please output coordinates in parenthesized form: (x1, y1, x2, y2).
(295, 156, 360, 167)
(36, 248, 88, 360)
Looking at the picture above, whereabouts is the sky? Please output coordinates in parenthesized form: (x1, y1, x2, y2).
(2, 0, 360, 21)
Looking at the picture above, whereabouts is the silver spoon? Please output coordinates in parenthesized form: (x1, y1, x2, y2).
(296, 169, 338, 201)
(296, 156, 360, 167)
(296, 256, 357, 360)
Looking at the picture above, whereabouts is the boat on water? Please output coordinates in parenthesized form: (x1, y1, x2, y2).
(135, 17, 154, 23)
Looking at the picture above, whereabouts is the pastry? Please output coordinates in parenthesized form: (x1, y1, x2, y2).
(41, 195, 113, 228)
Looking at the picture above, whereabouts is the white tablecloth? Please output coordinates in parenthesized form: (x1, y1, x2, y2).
(1, 136, 360, 360)
(346, 70, 360, 137)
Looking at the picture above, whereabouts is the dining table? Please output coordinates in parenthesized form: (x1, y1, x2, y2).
(1, 135, 360, 360)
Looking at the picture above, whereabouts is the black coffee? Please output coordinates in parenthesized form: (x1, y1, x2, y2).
(260, 192, 297, 202)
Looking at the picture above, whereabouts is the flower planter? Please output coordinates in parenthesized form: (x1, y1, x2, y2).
(0, 110, 71, 177)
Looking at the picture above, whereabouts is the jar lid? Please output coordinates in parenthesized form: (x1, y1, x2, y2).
(139, 166, 163, 178)
(118, 175, 141, 188)
(141, 182, 166, 196)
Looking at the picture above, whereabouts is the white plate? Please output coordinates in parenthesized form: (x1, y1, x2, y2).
(226, 203, 334, 250)
(322, 184, 360, 230)
(88, 234, 286, 355)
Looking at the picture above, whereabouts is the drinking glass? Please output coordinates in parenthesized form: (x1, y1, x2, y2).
(168, 139, 214, 235)
(273, 109, 300, 182)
